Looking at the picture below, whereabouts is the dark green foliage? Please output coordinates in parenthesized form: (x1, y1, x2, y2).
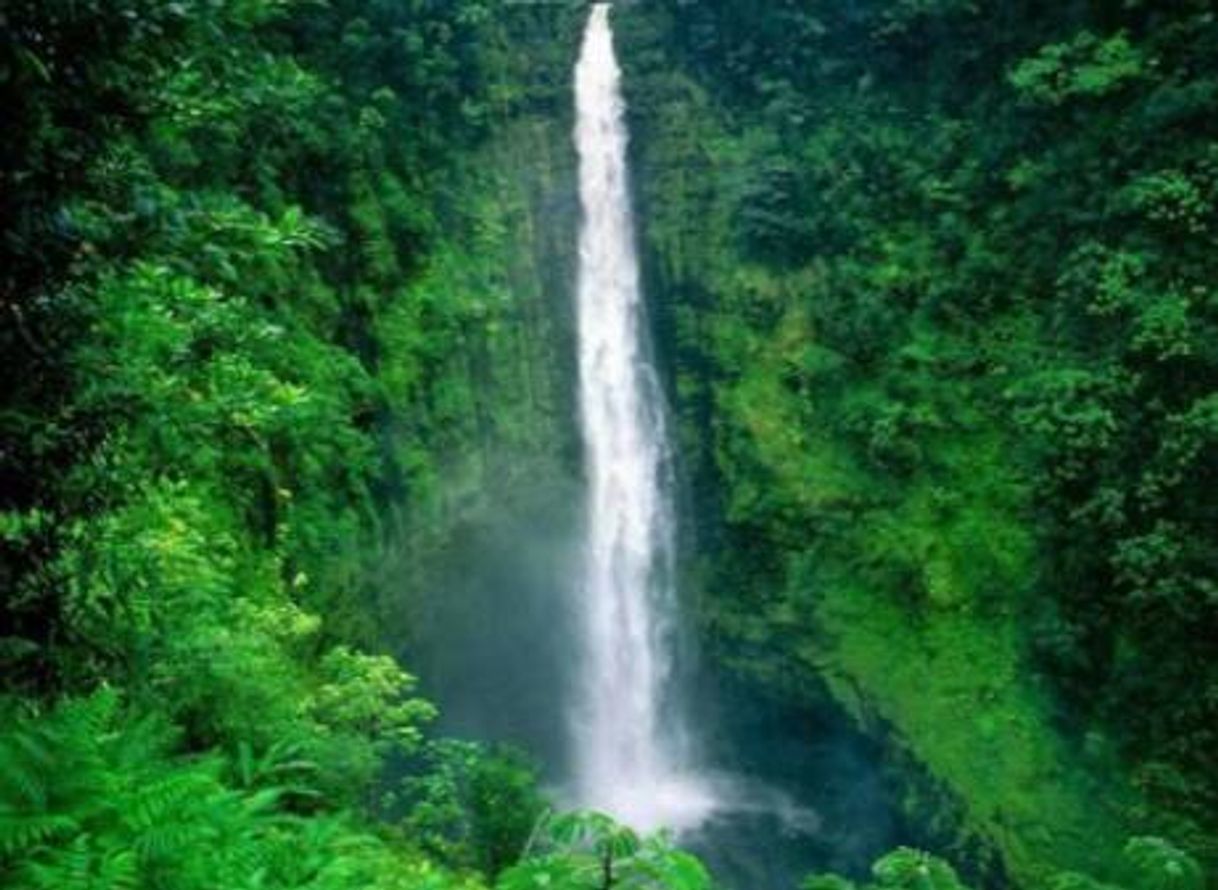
(805, 843, 1205, 890)
(0, 0, 482, 694)
(621, 0, 1218, 883)
(4, 0, 1216, 887)
(1121, 838, 1205, 890)
(496, 812, 711, 890)
(0, 0, 573, 886)
(401, 740, 547, 878)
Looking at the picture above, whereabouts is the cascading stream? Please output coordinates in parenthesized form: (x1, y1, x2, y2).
(570, 2, 716, 834)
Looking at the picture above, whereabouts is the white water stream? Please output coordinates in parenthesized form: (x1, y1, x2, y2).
(570, 2, 716, 834)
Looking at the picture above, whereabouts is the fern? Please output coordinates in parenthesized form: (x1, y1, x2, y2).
(20, 834, 138, 890)
(0, 810, 80, 855)
(1, 692, 475, 890)
(125, 768, 220, 831)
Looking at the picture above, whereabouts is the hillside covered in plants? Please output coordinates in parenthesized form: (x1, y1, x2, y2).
(622, 0, 1216, 884)
(0, 2, 1213, 890)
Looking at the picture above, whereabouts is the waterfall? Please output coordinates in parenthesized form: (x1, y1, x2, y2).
(570, 2, 715, 835)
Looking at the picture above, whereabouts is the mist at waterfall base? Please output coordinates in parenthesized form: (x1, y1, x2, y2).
(406, 530, 908, 887)
(410, 552, 908, 888)
(399, 5, 907, 888)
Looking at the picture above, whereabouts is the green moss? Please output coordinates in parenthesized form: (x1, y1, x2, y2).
(372, 114, 582, 651)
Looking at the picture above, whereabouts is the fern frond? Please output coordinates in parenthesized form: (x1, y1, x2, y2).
(0, 811, 80, 856)
(124, 768, 218, 831)
(96, 845, 138, 890)
(0, 737, 50, 809)
(131, 820, 200, 861)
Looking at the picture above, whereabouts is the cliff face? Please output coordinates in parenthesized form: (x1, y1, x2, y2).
(609, 1, 1215, 885)
(620, 53, 1124, 890)
(377, 112, 586, 765)
(366, 13, 590, 767)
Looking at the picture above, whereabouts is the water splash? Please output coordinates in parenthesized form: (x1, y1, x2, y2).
(569, 2, 716, 834)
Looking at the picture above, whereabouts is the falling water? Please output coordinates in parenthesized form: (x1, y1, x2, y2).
(570, 2, 716, 834)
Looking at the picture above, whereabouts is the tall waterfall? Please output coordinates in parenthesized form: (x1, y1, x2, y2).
(571, 2, 715, 834)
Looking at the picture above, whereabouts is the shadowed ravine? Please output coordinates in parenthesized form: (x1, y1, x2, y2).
(400, 8, 911, 888)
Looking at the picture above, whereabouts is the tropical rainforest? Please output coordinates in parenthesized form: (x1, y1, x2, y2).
(0, 1, 1214, 890)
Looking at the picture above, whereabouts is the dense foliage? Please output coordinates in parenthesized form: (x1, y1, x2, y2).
(620, 0, 1216, 885)
(2, 1, 1214, 889)
(0, 0, 581, 886)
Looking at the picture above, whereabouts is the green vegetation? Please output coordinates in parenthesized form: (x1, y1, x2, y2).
(498, 812, 711, 890)
(0, 692, 464, 890)
(1, 1, 1213, 889)
(619, 0, 1216, 885)
(0, 0, 583, 887)
(804, 843, 1204, 890)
